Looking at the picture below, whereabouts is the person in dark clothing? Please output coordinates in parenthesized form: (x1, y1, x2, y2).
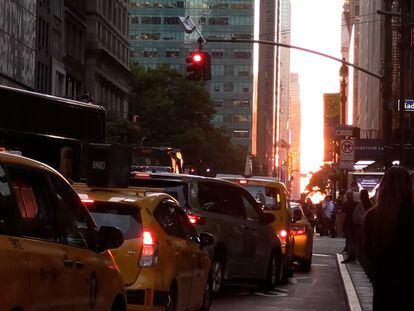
(357, 189, 371, 268)
(341, 190, 358, 262)
(363, 166, 414, 310)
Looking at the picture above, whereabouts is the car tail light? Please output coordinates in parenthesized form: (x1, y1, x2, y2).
(134, 172, 150, 178)
(237, 179, 248, 185)
(79, 194, 95, 206)
(187, 214, 207, 225)
(277, 229, 288, 247)
(139, 229, 158, 267)
(292, 226, 307, 236)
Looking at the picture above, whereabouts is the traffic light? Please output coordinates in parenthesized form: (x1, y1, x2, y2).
(203, 52, 212, 81)
(186, 51, 212, 81)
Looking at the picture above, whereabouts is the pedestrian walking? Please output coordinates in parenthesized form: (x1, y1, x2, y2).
(362, 166, 414, 310)
(340, 190, 358, 261)
(322, 195, 336, 238)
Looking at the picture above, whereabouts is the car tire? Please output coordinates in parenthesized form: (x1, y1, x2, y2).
(166, 284, 177, 311)
(198, 272, 213, 311)
(301, 258, 312, 272)
(264, 251, 280, 290)
(280, 255, 289, 285)
(211, 257, 225, 296)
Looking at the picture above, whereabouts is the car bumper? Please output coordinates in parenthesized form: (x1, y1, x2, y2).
(127, 289, 168, 310)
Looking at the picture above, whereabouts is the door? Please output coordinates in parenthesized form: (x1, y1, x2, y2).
(153, 199, 193, 310)
(48, 173, 106, 311)
(175, 210, 207, 310)
(240, 190, 274, 277)
(0, 164, 31, 310)
(7, 165, 72, 310)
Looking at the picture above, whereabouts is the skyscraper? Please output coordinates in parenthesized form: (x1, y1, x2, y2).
(129, 1, 255, 149)
(289, 72, 301, 199)
(276, 0, 291, 180)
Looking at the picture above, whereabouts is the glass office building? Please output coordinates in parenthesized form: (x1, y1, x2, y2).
(129, 0, 255, 148)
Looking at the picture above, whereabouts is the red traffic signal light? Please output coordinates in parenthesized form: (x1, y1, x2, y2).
(186, 51, 211, 81)
(192, 52, 204, 64)
(186, 52, 204, 81)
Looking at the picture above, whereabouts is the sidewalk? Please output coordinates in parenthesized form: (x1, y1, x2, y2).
(336, 253, 373, 311)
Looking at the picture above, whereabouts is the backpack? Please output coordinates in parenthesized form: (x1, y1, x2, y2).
(352, 202, 366, 225)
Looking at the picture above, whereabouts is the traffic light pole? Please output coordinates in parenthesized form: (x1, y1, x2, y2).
(206, 38, 382, 80)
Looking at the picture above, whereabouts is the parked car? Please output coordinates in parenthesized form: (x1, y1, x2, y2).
(216, 175, 295, 283)
(290, 202, 314, 271)
(0, 151, 126, 311)
(130, 173, 282, 295)
(74, 184, 214, 311)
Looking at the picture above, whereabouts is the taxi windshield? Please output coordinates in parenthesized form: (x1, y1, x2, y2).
(88, 201, 142, 239)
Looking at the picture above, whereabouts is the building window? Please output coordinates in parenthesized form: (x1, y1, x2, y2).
(235, 50, 251, 59)
(209, 17, 228, 25)
(166, 49, 180, 58)
(233, 115, 249, 123)
(212, 50, 224, 58)
(224, 82, 233, 92)
(213, 100, 223, 107)
(141, 16, 161, 24)
(164, 17, 179, 24)
(143, 48, 158, 57)
(233, 100, 250, 108)
(141, 33, 161, 40)
(131, 16, 139, 24)
(52, 0, 63, 19)
(233, 130, 249, 138)
(52, 30, 61, 58)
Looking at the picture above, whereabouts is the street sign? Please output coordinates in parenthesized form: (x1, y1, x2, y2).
(335, 125, 360, 138)
(340, 139, 355, 161)
(397, 99, 414, 112)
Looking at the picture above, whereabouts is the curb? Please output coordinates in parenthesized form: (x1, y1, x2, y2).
(336, 253, 362, 311)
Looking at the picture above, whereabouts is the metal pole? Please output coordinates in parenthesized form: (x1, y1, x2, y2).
(206, 39, 383, 79)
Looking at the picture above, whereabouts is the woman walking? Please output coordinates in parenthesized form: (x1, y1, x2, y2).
(363, 166, 414, 310)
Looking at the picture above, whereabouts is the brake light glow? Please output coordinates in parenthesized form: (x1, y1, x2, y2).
(292, 226, 307, 236)
(277, 230, 288, 248)
(139, 229, 158, 267)
(238, 179, 248, 185)
(81, 198, 95, 204)
(134, 172, 150, 178)
(143, 230, 155, 245)
(187, 214, 207, 225)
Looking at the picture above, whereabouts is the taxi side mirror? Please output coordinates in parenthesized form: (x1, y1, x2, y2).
(98, 226, 124, 251)
(199, 232, 214, 250)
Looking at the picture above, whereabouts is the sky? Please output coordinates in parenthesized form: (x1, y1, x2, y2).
(290, 0, 343, 178)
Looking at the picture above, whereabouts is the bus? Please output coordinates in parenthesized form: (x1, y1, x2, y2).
(130, 146, 184, 174)
(0, 85, 106, 181)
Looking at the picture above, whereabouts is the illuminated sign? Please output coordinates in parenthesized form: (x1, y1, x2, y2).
(398, 100, 414, 112)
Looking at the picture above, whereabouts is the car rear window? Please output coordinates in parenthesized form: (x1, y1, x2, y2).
(88, 201, 142, 239)
(129, 179, 188, 208)
(244, 185, 281, 210)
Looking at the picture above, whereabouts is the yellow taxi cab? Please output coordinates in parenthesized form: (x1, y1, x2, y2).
(0, 151, 126, 311)
(290, 202, 314, 271)
(74, 184, 214, 311)
(217, 175, 294, 282)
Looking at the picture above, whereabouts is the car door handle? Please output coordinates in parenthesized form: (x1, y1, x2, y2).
(64, 259, 74, 267)
(75, 261, 84, 269)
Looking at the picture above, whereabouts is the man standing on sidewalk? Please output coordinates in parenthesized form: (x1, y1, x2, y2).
(322, 195, 336, 238)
